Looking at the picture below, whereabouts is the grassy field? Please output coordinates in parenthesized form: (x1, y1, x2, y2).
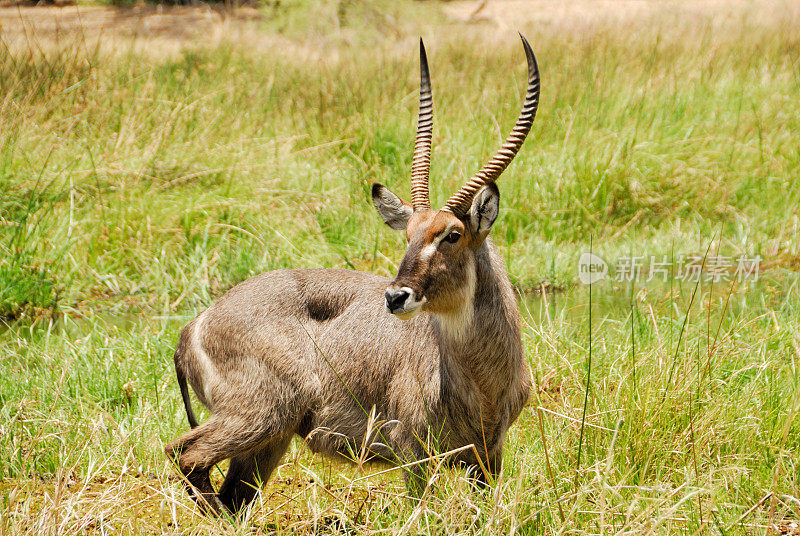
(1, 0, 800, 533)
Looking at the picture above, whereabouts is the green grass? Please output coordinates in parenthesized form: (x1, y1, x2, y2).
(1, 1, 800, 533)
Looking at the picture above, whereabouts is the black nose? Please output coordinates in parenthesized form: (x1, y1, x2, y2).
(385, 288, 410, 313)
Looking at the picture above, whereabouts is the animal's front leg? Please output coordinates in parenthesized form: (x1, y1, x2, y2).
(463, 447, 502, 488)
(484, 448, 502, 482)
(399, 441, 429, 498)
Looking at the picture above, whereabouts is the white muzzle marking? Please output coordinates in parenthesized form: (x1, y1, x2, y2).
(385, 285, 427, 319)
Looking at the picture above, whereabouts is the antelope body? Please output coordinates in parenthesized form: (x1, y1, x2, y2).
(166, 36, 540, 514)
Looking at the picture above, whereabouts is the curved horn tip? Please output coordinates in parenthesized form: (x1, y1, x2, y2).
(517, 32, 531, 50)
(518, 33, 539, 78)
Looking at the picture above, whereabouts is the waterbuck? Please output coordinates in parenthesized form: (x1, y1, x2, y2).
(166, 35, 540, 514)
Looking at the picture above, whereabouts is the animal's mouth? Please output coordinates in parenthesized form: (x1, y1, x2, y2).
(385, 285, 427, 319)
(391, 302, 426, 320)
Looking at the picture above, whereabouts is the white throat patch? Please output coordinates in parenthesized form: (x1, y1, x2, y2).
(436, 257, 476, 342)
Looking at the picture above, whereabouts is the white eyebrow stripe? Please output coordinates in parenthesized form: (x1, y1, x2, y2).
(421, 225, 460, 261)
(436, 224, 457, 243)
(439, 224, 463, 244)
(420, 243, 437, 261)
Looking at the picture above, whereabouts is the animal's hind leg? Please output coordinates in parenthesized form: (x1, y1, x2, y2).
(218, 433, 293, 514)
(165, 413, 287, 514)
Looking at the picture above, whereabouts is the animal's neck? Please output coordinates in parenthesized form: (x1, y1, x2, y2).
(434, 239, 523, 378)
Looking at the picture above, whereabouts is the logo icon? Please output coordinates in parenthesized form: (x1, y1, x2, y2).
(578, 252, 608, 284)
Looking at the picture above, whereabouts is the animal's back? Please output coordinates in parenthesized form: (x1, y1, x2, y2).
(175, 268, 438, 424)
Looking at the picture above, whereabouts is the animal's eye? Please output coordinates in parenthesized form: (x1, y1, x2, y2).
(444, 231, 461, 244)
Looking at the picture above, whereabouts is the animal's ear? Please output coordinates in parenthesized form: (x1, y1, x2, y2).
(468, 183, 500, 240)
(372, 184, 413, 231)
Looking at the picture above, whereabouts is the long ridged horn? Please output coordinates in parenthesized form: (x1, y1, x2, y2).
(443, 34, 540, 217)
(410, 38, 433, 211)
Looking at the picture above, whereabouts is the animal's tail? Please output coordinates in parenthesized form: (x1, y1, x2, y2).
(174, 348, 199, 429)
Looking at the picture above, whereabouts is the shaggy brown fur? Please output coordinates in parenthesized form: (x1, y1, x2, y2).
(166, 35, 540, 514)
(165, 184, 530, 514)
